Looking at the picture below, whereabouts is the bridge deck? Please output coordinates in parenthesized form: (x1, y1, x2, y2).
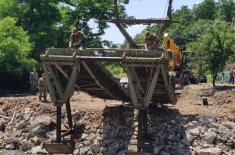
(41, 48, 175, 105)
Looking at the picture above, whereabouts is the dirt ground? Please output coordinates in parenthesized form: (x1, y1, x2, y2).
(70, 83, 235, 122)
(175, 84, 235, 122)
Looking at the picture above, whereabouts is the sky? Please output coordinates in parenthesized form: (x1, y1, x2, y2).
(100, 0, 203, 44)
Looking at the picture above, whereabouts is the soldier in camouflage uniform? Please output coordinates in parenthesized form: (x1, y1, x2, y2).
(29, 68, 38, 95)
(38, 73, 47, 101)
(68, 27, 86, 49)
(144, 31, 159, 50)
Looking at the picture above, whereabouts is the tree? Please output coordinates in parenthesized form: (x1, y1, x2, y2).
(194, 0, 217, 20)
(218, 0, 235, 22)
(0, 17, 37, 90)
(66, 0, 129, 48)
(187, 21, 235, 87)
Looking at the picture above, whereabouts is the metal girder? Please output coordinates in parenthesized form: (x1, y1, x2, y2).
(144, 66, 161, 107)
(126, 66, 140, 107)
(43, 64, 57, 103)
(115, 23, 139, 48)
(81, 61, 113, 97)
(129, 67, 145, 95)
(42, 63, 79, 104)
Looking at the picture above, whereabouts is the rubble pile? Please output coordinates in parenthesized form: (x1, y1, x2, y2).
(0, 84, 235, 155)
(72, 106, 134, 155)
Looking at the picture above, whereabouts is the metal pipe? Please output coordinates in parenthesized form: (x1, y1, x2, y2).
(41, 55, 166, 64)
(102, 18, 170, 25)
(66, 100, 73, 129)
(56, 105, 62, 143)
(137, 109, 143, 152)
(41, 55, 123, 61)
(45, 48, 163, 53)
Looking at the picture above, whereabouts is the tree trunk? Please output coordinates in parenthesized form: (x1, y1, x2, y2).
(212, 73, 217, 88)
(212, 77, 216, 87)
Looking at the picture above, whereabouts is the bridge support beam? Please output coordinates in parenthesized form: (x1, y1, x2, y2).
(42, 61, 79, 154)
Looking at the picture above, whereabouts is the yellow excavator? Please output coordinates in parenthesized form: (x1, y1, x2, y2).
(162, 33, 192, 85)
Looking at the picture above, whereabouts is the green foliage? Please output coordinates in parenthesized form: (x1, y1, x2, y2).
(0, 0, 129, 91)
(194, 0, 216, 20)
(218, 0, 235, 22)
(187, 21, 235, 86)
(0, 17, 37, 90)
(105, 63, 126, 77)
(0, 17, 36, 74)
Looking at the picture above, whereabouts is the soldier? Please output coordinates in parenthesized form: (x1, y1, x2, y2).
(144, 31, 159, 50)
(68, 27, 86, 49)
(29, 68, 38, 95)
(38, 73, 47, 101)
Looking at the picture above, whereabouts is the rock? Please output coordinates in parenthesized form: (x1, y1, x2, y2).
(81, 133, 88, 140)
(5, 144, 15, 150)
(104, 150, 115, 155)
(80, 148, 89, 155)
(0, 151, 26, 155)
(203, 131, 217, 144)
(108, 142, 120, 153)
(187, 135, 196, 145)
(199, 115, 217, 125)
(24, 107, 31, 115)
(31, 146, 47, 154)
(195, 147, 222, 155)
(222, 121, 235, 130)
(116, 150, 125, 155)
(30, 115, 55, 128)
(0, 108, 5, 115)
(30, 136, 41, 146)
(16, 121, 27, 130)
(154, 146, 163, 155)
(91, 144, 100, 154)
(3, 138, 19, 147)
(125, 117, 133, 125)
(21, 140, 33, 151)
(160, 152, 170, 155)
(88, 133, 96, 141)
(207, 121, 219, 128)
(189, 128, 200, 136)
(31, 125, 48, 136)
(73, 149, 79, 154)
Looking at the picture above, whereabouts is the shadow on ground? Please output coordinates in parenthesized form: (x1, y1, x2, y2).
(146, 104, 194, 155)
(100, 105, 135, 154)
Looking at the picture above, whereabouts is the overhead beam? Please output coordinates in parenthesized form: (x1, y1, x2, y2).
(103, 18, 170, 25)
